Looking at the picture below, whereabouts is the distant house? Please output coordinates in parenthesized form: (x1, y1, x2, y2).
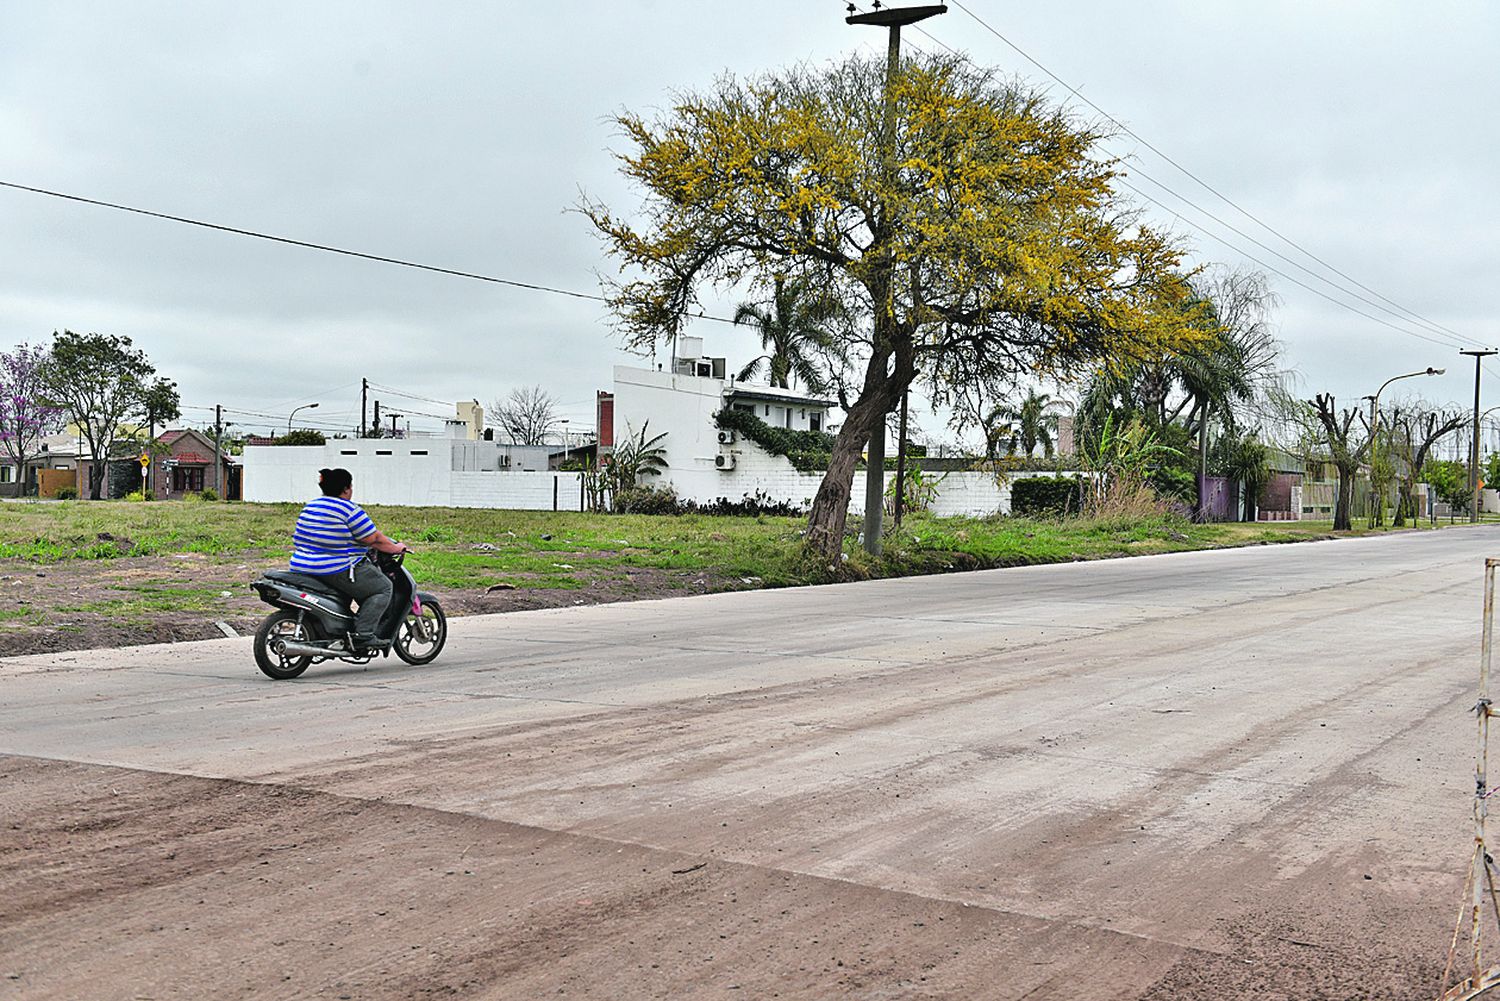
(150, 429, 239, 500)
(1257, 447, 1306, 521)
(1, 432, 88, 498)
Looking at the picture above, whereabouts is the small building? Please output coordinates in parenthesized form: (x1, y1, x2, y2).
(150, 429, 239, 500)
(0, 432, 84, 498)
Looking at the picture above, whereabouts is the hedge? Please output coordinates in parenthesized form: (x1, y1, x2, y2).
(1011, 476, 1082, 516)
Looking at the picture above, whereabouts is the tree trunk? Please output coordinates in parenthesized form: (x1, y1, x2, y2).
(12, 448, 30, 498)
(1195, 403, 1209, 522)
(804, 307, 910, 561)
(1333, 465, 1354, 531)
(806, 389, 894, 560)
(1394, 476, 1412, 527)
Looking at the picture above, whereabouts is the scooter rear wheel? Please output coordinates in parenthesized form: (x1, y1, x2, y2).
(395, 599, 447, 665)
(254, 610, 321, 680)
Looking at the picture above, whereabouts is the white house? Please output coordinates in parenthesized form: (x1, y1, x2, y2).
(610, 340, 1017, 516)
(239, 347, 1033, 516)
(609, 335, 843, 508)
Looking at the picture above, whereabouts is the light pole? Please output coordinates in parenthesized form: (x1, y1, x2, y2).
(1367, 367, 1443, 528)
(1463, 350, 1499, 522)
(846, 1, 947, 556)
(561, 419, 570, 462)
(287, 402, 319, 436)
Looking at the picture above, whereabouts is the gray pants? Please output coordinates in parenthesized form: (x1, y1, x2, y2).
(317, 559, 393, 638)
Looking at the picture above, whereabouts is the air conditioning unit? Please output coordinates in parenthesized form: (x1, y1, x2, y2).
(717, 430, 736, 445)
(497, 454, 511, 469)
(715, 453, 736, 471)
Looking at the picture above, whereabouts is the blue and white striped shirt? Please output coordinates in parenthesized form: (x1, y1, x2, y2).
(289, 496, 378, 575)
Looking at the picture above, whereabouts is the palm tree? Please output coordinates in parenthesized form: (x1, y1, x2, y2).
(734, 275, 844, 393)
(984, 389, 1060, 459)
(607, 422, 668, 491)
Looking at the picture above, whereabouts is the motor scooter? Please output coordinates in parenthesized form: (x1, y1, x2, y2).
(249, 550, 446, 680)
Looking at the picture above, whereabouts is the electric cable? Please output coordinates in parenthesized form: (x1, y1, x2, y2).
(839, 0, 1481, 353)
(944, 0, 1475, 347)
(0, 179, 741, 328)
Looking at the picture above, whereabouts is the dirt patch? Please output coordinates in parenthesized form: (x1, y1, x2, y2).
(0, 557, 745, 659)
(0, 756, 1458, 1000)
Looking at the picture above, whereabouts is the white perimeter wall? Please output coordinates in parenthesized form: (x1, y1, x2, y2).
(242, 443, 584, 511)
(242, 421, 1071, 518)
(657, 430, 1069, 518)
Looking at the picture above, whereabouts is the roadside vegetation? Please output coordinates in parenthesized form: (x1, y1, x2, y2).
(0, 497, 1378, 592)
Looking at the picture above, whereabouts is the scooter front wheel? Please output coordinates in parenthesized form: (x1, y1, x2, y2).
(254, 610, 321, 680)
(395, 599, 446, 665)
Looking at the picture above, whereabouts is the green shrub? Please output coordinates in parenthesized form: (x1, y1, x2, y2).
(613, 486, 682, 515)
(1011, 476, 1081, 516)
(123, 490, 148, 502)
(54, 486, 79, 500)
(1149, 467, 1196, 502)
(415, 525, 456, 543)
(197, 487, 220, 502)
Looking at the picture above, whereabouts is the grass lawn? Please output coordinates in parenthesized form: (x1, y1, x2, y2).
(0, 496, 1427, 592)
(0, 497, 1464, 658)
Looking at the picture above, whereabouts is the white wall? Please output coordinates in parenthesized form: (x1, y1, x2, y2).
(241, 442, 586, 510)
(612, 365, 726, 496)
(243, 381, 1073, 518)
(450, 471, 585, 511)
(243, 442, 452, 506)
(668, 432, 1068, 517)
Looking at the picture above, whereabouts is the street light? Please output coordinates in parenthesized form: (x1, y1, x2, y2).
(287, 402, 319, 435)
(560, 418, 571, 462)
(1368, 367, 1444, 527)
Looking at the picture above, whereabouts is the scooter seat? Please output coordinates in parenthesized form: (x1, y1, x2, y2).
(263, 569, 343, 597)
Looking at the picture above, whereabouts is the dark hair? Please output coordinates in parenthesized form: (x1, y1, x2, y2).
(318, 467, 353, 496)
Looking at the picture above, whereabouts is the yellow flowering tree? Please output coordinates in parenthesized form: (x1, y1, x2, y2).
(584, 53, 1204, 559)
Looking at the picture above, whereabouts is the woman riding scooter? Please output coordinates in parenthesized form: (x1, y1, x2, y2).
(289, 467, 408, 653)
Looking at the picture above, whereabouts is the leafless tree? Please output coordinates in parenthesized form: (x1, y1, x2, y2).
(490, 385, 560, 446)
(1385, 404, 1465, 525)
(1310, 393, 1371, 531)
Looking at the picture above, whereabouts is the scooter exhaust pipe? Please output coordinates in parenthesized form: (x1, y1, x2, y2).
(274, 640, 344, 659)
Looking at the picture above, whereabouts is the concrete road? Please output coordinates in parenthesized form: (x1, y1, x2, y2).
(4, 529, 1498, 999)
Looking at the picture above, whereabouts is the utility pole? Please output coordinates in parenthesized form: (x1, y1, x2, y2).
(372, 400, 382, 439)
(361, 378, 369, 437)
(847, 2, 947, 556)
(387, 411, 403, 438)
(1463, 350, 1498, 523)
(212, 404, 224, 499)
(893, 389, 909, 528)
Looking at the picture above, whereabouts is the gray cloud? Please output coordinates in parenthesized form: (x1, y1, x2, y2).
(2, 1, 1495, 442)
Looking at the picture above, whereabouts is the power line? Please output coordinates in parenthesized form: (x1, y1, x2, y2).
(941, 0, 1475, 347)
(1119, 180, 1472, 353)
(366, 382, 457, 409)
(1115, 173, 1475, 350)
(838, 0, 1483, 365)
(0, 179, 741, 328)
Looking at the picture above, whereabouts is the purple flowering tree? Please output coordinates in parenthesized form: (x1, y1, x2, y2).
(0, 343, 64, 496)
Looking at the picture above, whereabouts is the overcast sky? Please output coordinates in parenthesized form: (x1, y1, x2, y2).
(2, 1, 1495, 444)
